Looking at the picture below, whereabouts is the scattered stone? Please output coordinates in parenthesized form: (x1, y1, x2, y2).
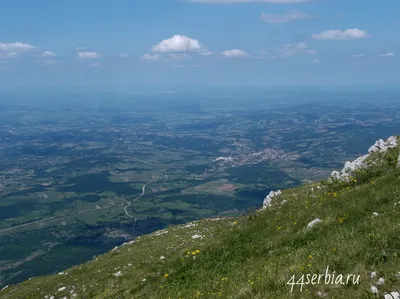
(154, 230, 168, 236)
(122, 240, 136, 246)
(160, 256, 165, 260)
(371, 286, 379, 294)
(113, 271, 122, 277)
(395, 272, 400, 279)
(377, 278, 385, 285)
(192, 234, 203, 239)
(370, 271, 377, 278)
(263, 190, 282, 209)
(281, 200, 288, 205)
(373, 212, 380, 217)
(385, 292, 400, 299)
(317, 291, 327, 297)
(142, 278, 146, 282)
(183, 223, 196, 228)
(307, 218, 322, 229)
(58, 287, 66, 292)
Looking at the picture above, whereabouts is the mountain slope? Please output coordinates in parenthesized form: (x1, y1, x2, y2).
(1, 138, 400, 299)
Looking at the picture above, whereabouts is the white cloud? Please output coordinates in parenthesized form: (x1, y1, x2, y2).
(380, 52, 395, 57)
(312, 28, 369, 40)
(306, 49, 317, 55)
(260, 9, 312, 23)
(313, 59, 320, 64)
(200, 51, 213, 56)
(142, 53, 161, 61)
(120, 53, 130, 58)
(221, 49, 249, 57)
(0, 42, 36, 52)
(42, 51, 56, 57)
(78, 51, 101, 59)
(152, 35, 202, 53)
(188, 0, 311, 3)
(352, 54, 364, 57)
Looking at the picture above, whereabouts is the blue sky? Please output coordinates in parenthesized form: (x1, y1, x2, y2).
(0, 0, 399, 89)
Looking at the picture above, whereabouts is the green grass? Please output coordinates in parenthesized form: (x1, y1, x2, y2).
(2, 154, 400, 298)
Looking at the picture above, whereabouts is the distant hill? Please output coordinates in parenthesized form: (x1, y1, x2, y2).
(2, 137, 400, 299)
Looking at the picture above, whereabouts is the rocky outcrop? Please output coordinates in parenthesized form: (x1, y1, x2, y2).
(368, 136, 398, 153)
(330, 136, 399, 182)
(263, 190, 282, 209)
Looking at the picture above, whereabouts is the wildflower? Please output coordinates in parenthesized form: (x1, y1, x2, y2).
(308, 255, 313, 260)
(233, 221, 238, 225)
(277, 226, 281, 230)
(164, 273, 169, 278)
(195, 249, 200, 253)
(192, 251, 196, 255)
(339, 217, 345, 223)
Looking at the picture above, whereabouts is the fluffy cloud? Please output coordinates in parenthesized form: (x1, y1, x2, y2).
(221, 49, 249, 57)
(313, 59, 320, 64)
(260, 9, 312, 23)
(380, 52, 395, 57)
(352, 54, 364, 57)
(152, 35, 202, 53)
(77, 51, 101, 59)
(120, 53, 130, 58)
(187, 0, 311, 3)
(0, 42, 36, 52)
(312, 28, 368, 40)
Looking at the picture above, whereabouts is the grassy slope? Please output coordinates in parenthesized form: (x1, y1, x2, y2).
(2, 149, 400, 299)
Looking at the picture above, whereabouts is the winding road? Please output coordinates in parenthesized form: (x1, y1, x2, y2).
(123, 182, 150, 231)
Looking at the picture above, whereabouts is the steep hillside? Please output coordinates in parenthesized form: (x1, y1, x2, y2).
(1, 137, 400, 299)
